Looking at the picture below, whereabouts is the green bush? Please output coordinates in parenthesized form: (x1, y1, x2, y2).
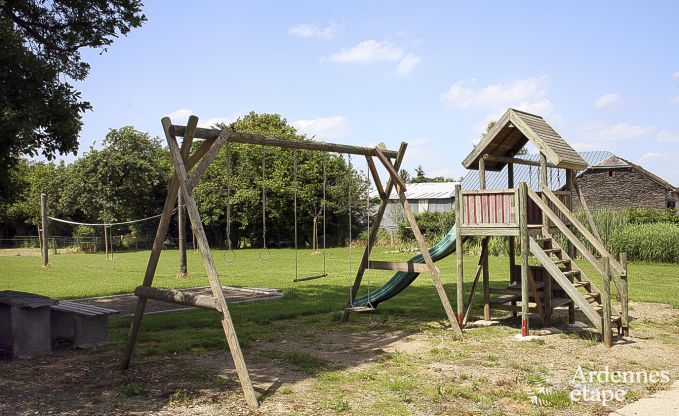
(73, 225, 96, 238)
(397, 211, 455, 243)
(609, 223, 679, 263)
(626, 208, 679, 225)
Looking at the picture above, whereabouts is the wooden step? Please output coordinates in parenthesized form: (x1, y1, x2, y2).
(552, 259, 571, 265)
(489, 294, 521, 305)
(535, 237, 551, 242)
(563, 270, 581, 277)
(345, 306, 376, 313)
(544, 248, 562, 254)
(583, 293, 601, 302)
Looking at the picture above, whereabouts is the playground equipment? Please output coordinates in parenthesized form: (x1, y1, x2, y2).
(120, 115, 463, 410)
(455, 108, 629, 346)
(352, 109, 630, 347)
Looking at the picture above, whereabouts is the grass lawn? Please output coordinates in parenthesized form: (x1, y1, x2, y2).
(1, 248, 678, 415)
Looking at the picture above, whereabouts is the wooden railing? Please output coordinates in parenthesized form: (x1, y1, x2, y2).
(528, 186, 629, 333)
(459, 189, 517, 226)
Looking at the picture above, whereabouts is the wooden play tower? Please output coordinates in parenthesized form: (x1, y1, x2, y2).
(455, 108, 629, 346)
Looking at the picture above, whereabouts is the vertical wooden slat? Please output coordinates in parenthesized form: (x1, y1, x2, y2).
(620, 252, 629, 336)
(482, 237, 490, 320)
(40, 193, 48, 267)
(602, 257, 612, 347)
(518, 183, 529, 336)
(455, 184, 464, 326)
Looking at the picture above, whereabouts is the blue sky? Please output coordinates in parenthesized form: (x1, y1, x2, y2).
(70, 1, 679, 183)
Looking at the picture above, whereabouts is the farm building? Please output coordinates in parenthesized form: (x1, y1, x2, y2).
(570, 155, 678, 210)
(373, 181, 459, 230)
(462, 151, 678, 211)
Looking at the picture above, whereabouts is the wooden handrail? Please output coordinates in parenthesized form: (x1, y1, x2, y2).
(541, 187, 625, 276)
(529, 187, 624, 304)
(527, 188, 606, 276)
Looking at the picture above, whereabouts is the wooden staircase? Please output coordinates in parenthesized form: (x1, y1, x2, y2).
(529, 231, 622, 333)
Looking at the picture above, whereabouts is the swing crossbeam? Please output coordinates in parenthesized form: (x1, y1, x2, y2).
(169, 124, 399, 158)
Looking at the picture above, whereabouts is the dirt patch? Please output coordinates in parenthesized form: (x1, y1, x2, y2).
(1, 301, 678, 415)
(72, 286, 283, 315)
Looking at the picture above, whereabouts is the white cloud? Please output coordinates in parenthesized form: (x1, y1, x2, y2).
(395, 54, 421, 75)
(638, 152, 667, 164)
(325, 40, 404, 64)
(165, 109, 241, 129)
(441, 76, 549, 109)
(657, 130, 679, 143)
(199, 117, 234, 129)
(594, 93, 621, 108)
(289, 23, 337, 39)
(580, 122, 654, 141)
(166, 108, 193, 122)
(673, 71, 679, 80)
(670, 96, 679, 104)
(323, 39, 420, 75)
(292, 116, 349, 139)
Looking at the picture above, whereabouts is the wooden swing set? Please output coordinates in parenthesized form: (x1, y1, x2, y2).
(120, 115, 463, 409)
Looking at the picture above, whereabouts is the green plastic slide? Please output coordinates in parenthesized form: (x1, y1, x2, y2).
(352, 225, 459, 308)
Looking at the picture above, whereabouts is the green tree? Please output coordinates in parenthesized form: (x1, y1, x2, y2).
(193, 112, 369, 248)
(0, 1, 146, 191)
(59, 127, 171, 228)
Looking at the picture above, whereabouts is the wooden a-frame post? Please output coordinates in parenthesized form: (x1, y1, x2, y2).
(343, 147, 463, 337)
(120, 116, 259, 409)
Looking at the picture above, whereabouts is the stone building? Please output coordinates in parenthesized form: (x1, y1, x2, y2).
(570, 155, 678, 211)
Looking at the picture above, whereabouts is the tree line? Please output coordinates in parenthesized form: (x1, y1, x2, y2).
(0, 113, 370, 249)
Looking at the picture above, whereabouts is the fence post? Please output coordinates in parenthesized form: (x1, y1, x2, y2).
(40, 193, 49, 266)
(620, 252, 629, 336)
(602, 256, 612, 347)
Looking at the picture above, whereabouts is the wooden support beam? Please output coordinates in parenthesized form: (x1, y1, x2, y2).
(169, 124, 399, 158)
(165, 119, 259, 409)
(483, 153, 557, 168)
(186, 128, 232, 191)
(482, 237, 490, 320)
(120, 116, 199, 371)
(343, 143, 407, 322)
(134, 286, 220, 311)
(602, 257, 613, 347)
(367, 260, 434, 274)
(518, 183, 530, 336)
(178, 192, 187, 277)
(397, 186, 463, 337)
(527, 268, 545, 324)
(507, 153, 516, 284)
(539, 153, 550, 231)
(573, 178, 603, 242)
(619, 252, 629, 336)
(374, 147, 407, 192)
(478, 157, 486, 189)
(463, 242, 486, 325)
(40, 193, 48, 267)
(366, 156, 386, 200)
(455, 184, 464, 325)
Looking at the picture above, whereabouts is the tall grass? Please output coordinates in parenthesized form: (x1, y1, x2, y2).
(609, 223, 679, 263)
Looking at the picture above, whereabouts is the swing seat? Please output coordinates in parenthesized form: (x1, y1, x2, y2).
(293, 273, 328, 283)
(344, 305, 376, 313)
